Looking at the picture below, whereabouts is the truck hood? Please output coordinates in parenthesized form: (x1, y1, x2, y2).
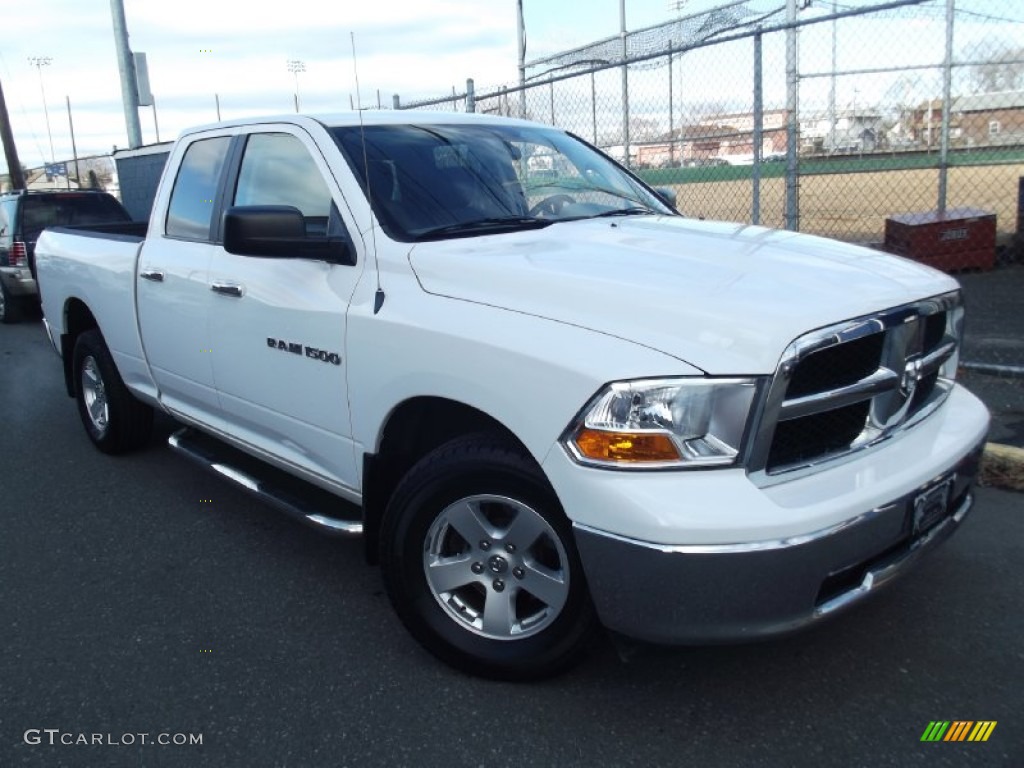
(407, 216, 958, 374)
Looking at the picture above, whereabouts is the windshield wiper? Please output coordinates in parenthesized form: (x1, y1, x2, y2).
(416, 217, 553, 240)
(589, 206, 659, 218)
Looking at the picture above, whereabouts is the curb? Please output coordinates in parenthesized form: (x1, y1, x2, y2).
(980, 442, 1024, 492)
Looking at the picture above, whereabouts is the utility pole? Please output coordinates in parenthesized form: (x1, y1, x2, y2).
(0, 78, 27, 190)
(110, 0, 143, 148)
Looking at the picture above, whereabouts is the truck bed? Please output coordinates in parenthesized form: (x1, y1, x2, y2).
(36, 223, 150, 395)
(45, 220, 149, 241)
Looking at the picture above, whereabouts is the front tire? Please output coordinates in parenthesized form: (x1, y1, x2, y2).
(73, 329, 153, 454)
(380, 434, 596, 680)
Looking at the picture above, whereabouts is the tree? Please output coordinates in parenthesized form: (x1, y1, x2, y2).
(968, 47, 1024, 93)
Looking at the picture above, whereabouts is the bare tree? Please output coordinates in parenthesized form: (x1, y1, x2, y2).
(968, 47, 1024, 93)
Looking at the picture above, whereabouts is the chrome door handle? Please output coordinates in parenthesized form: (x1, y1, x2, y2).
(210, 282, 244, 297)
(139, 269, 164, 282)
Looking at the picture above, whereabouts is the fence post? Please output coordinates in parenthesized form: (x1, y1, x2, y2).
(784, 0, 799, 231)
(620, 0, 630, 167)
(753, 30, 763, 226)
(937, 0, 955, 215)
(393, 94, 401, 110)
(517, 0, 527, 118)
(466, 79, 475, 113)
(591, 71, 598, 144)
(667, 41, 673, 166)
(550, 80, 556, 125)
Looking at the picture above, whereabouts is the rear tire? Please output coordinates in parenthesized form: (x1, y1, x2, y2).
(73, 329, 153, 454)
(380, 434, 596, 680)
(0, 281, 21, 324)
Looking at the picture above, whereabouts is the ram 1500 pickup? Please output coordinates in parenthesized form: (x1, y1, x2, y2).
(36, 112, 990, 679)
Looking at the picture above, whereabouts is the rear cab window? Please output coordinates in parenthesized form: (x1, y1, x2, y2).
(165, 137, 232, 240)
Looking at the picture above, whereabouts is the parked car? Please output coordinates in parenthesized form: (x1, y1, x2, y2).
(36, 112, 988, 679)
(0, 190, 131, 323)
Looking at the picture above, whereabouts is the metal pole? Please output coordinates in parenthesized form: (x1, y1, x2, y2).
(66, 96, 80, 186)
(466, 79, 475, 114)
(620, 0, 630, 167)
(109, 0, 143, 148)
(784, 0, 799, 231)
(393, 94, 401, 109)
(591, 71, 598, 144)
(28, 58, 55, 163)
(753, 31, 763, 225)
(151, 96, 160, 143)
(937, 0, 954, 215)
(215, 93, 221, 121)
(287, 60, 305, 113)
(0, 78, 27, 190)
(828, 0, 837, 153)
(668, 41, 674, 166)
(550, 81, 555, 125)
(517, 0, 526, 118)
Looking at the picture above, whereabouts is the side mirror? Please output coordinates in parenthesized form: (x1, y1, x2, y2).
(223, 205, 353, 264)
(654, 187, 677, 211)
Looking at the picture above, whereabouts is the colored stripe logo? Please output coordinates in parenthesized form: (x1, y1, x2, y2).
(921, 721, 997, 742)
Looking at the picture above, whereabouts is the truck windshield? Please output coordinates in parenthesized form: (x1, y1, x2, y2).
(330, 123, 672, 242)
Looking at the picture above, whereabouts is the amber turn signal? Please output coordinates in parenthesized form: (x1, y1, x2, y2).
(573, 428, 681, 463)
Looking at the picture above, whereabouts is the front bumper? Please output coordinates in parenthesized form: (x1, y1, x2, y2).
(545, 384, 990, 643)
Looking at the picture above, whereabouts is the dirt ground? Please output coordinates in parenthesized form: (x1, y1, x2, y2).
(674, 163, 1024, 243)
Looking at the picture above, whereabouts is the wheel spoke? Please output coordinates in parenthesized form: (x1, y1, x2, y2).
(503, 507, 548, 550)
(83, 363, 100, 387)
(444, 499, 494, 545)
(425, 555, 476, 594)
(521, 561, 567, 609)
(481, 587, 517, 636)
(89, 397, 106, 425)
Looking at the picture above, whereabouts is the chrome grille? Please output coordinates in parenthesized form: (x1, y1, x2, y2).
(748, 291, 963, 484)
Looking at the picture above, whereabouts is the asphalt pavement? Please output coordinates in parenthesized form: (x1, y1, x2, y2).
(1, 314, 1021, 768)
(958, 263, 1024, 447)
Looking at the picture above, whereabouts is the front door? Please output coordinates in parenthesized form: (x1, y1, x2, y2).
(206, 128, 365, 491)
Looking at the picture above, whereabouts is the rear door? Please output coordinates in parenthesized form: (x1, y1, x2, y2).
(206, 126, 366, 490)
(136, 133, 232, 421)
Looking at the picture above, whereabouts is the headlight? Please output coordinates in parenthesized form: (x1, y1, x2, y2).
(563, 378, 761, 469)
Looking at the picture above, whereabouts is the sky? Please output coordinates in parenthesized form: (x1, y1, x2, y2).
(2, 1, 1019, 174)
(1, 0, 701, 171)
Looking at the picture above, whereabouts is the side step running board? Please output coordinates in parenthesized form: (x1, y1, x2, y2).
(168, 428, 363, 536)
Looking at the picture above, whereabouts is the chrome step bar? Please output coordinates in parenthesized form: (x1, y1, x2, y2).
(168, 428, 363, 536)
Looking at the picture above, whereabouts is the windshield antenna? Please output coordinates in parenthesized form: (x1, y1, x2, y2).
(351, 31, 384, 314)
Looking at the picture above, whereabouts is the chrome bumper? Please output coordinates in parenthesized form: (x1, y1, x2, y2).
(573, 438, 984, 644)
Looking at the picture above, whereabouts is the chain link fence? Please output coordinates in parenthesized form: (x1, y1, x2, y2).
(396, 0, 1023, 436)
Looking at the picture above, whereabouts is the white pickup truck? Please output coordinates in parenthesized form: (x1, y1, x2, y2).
(36, 112, 989, 679)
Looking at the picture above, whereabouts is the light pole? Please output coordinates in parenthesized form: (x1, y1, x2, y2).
(28, 56, 56, 163)
(287, 60, 305, 113)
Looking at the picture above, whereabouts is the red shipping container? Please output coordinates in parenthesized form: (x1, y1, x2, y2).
(884, 207, 996, 272)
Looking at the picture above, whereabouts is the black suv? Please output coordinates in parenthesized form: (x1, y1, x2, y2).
(0, 190, 132, 323)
